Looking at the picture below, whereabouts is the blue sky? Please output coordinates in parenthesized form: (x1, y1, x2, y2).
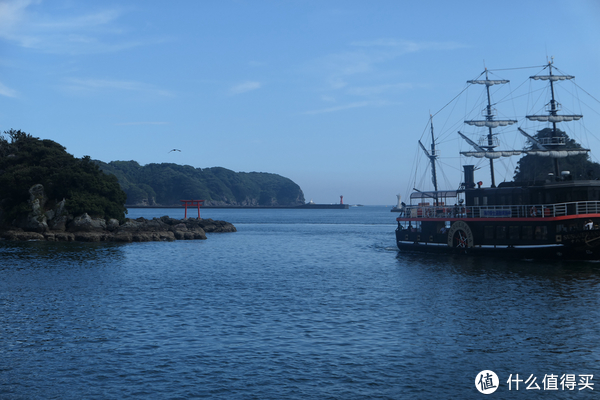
(2, 0, 600, 205)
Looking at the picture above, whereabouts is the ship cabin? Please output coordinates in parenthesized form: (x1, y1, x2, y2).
(466, 180, 600, 208)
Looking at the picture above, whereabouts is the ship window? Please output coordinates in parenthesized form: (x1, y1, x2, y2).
(496, 226, 506, 239)
(522, 226, 533, 240)
(535, 226, 548, 240)
(483, 197, 488, 205)
(509, 226, 520, 240)
(474, 197, 479, 206)
(484, 226, 494, 239)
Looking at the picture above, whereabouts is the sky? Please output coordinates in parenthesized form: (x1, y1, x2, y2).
(1, 0, 600, 205)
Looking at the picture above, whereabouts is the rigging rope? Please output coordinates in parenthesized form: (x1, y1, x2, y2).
(406, 62, 599, 199)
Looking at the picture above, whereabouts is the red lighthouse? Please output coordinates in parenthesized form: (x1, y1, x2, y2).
(340, 195, 343, 205)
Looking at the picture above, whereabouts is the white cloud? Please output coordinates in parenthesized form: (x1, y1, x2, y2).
(230, 81, 261, 94)
(62, 78, 173, 97)
(35, 9, 121, 30)
(350, 38, 466, 51)
(300, 38, 464, 114)
(0, 81, 18, 98)
(115, 121, 169, 126)
(304, 38, 467, 92)
(303, 100, 395, 115)
(320, 95, 336, 102)
(0, 0, 35, 29)
(346, 83, 414, 96)
(0, 0, 141, 54)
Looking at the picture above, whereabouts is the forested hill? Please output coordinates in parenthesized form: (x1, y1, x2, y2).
(96, 160, 306, 207)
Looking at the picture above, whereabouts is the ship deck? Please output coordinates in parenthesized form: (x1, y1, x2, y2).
(396, 200, 600, 222)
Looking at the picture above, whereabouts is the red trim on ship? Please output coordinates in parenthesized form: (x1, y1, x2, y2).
(396, 214, 600, 223)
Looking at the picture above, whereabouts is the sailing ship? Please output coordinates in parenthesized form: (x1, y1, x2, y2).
(395, 60, 600, 260)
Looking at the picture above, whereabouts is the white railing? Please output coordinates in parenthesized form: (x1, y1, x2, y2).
(400, 201, 600, 219)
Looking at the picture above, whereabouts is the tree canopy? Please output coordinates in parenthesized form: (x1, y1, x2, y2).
(0, 130, 127, 223)
(513, 128, 600, 182)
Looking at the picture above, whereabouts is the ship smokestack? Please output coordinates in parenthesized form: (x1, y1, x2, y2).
(463, 165, 476, 189)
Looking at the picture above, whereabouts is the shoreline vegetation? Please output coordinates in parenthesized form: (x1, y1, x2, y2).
(0, 130, 236, 242)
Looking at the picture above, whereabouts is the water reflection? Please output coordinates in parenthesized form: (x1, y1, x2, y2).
(397, 251, 600, 282)
(395, 250, 600, 379)
(0, 241, 127, 270)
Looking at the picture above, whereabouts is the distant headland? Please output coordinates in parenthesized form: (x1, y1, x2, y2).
(95, 160, 306, 208)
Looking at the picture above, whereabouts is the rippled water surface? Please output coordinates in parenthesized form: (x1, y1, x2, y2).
(1, 206, 600, 399)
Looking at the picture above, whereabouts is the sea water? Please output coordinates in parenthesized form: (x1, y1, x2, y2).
(1, 206, 599, 399)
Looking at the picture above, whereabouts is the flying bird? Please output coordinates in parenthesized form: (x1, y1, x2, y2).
(169, 149, 181, 153)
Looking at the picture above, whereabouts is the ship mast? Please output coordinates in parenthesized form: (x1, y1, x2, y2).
(458, 61, 589, 182)
(525, 59, 582, 178)
(463, 69, 517, 187)
(418, 115, 439, 204)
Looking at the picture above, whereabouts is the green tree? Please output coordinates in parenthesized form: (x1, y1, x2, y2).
(0, 130, 127, 224)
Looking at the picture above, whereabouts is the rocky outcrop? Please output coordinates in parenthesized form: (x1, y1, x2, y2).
(17, 184, 50, 232)
(69, 213, 107, 232)
(0, 215, 236, 242)
(0, 184, 236, 242)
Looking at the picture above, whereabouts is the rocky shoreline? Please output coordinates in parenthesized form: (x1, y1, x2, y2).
(0, 183, 236, 242)
(0, 214, 236, 242)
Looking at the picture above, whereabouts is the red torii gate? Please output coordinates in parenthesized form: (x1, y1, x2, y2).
(180, 200, 205, 219)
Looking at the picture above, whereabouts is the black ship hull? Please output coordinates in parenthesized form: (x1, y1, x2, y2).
(395, 220, 600, 260)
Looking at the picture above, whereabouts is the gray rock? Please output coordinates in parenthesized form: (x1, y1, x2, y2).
(44, 232, 75, 241)
(54, 199, 68, 217)
(29, 184, 47, 209)
(18, 213, 48, 232)
(173, 223, 188, 231)
(18, 184, 50, 232)
(107, 218, 120, 231)
(49, 215, 68, 232)
(117, 219, 143, 232)
(73, 232, 110, 242)
(1, 230, 45, 241)
(47, 199, 70, 231)
(45, 209, 55, 221)
(2, 213, 233, 242)
(117, 218, 169, 233)
(68, 213, 107, 232)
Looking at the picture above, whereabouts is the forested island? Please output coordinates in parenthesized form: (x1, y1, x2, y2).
(0, 130, 235, 241)
(96, 160, 306, 207)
